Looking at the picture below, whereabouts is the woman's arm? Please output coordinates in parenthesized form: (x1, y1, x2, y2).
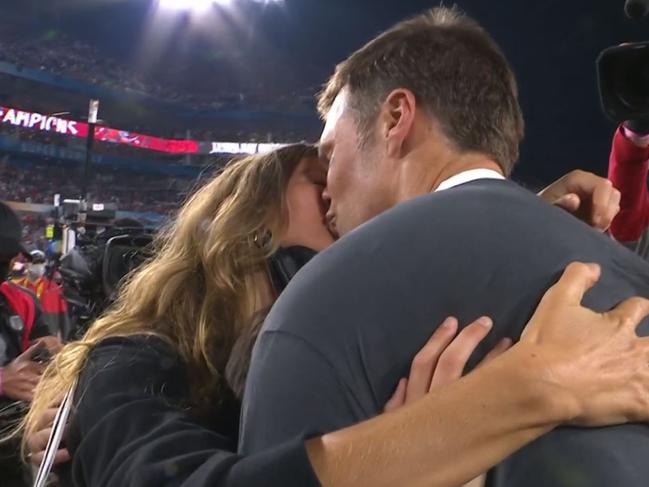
(56, 334, 320, 487)
(56, 318, 500, 487)
(306, 263, 649, 487)
(308, 346, 556, 487)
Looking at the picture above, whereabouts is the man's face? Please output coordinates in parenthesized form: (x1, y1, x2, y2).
(319, 90, 395, 237)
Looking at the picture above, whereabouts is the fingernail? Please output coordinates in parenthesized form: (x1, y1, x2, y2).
(587, 263, 601, 276)
(477, 317, 493, 328)
(441, 317, 456, 329)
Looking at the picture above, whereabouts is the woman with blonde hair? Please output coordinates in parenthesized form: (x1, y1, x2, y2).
(21, 143, 649, 487)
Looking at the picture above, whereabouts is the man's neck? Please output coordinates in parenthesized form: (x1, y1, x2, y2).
(394, 149, 504, 204)
(430, 154, 504, 192)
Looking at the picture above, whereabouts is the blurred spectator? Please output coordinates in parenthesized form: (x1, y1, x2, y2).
(0, 201, 60, 487)
(11, 250, 70, 337)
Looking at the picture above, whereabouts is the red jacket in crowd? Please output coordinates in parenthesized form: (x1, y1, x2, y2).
(11, 275, 69, 337)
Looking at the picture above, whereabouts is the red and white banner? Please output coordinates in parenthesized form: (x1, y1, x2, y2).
(0, 106, 285, 155)
(93, 126, 199, 153)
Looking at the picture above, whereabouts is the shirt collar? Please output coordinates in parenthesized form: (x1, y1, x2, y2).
(435, 168, 505, 192)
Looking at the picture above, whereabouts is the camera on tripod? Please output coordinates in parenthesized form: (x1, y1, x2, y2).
(55, 200, 154, 339)
(598, 0, 649, 125)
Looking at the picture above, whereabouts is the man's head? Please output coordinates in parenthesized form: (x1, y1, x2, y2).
(318, 7, 524, 236)
(26, 250, 46, 282)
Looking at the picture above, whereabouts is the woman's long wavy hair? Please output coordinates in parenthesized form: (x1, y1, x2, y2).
(20, 143, 317, 452)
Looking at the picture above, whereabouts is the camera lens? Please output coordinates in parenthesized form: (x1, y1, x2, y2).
(616, 50, 649, 108)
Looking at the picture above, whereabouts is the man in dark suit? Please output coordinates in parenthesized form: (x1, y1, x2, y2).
(241, 7, 649, 486)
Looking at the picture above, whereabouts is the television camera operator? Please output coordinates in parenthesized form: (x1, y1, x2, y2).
(0, 201, 61, 487)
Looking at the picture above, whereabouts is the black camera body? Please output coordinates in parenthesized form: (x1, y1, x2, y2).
(598, 41, 649, 123)
(58, 228, 153, 339)
(597, 1, 649, 124)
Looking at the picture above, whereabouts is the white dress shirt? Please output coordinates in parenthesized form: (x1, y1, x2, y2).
(435, 168, 505, 192)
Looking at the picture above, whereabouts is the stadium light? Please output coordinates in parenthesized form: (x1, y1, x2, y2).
(158, 0, 280, 9)
(158, 0, 229, 11)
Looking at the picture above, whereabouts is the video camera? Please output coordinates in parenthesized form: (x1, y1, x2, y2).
(598, 0, 649, 124)
(55, 200, 154, 339)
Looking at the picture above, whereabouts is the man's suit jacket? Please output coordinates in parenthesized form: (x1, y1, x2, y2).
(240, 179, 649, 486)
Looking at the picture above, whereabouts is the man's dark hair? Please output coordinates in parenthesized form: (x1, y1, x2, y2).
(317, 6, 525, 175)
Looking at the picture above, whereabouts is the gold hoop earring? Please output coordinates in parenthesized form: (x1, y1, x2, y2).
(253, 230, 271, 248)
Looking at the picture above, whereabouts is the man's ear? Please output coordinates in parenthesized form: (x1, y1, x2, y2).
(379, 89, 417, 158)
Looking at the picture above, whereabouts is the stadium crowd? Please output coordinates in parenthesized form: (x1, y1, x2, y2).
(0, 33, 316, 114)
(0, 157, 199, 214)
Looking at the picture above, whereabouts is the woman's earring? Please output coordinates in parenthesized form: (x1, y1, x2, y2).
(253, 230, 271, 248)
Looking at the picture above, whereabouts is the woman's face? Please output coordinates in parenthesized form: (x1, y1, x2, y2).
(280, 155, 336, 252)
